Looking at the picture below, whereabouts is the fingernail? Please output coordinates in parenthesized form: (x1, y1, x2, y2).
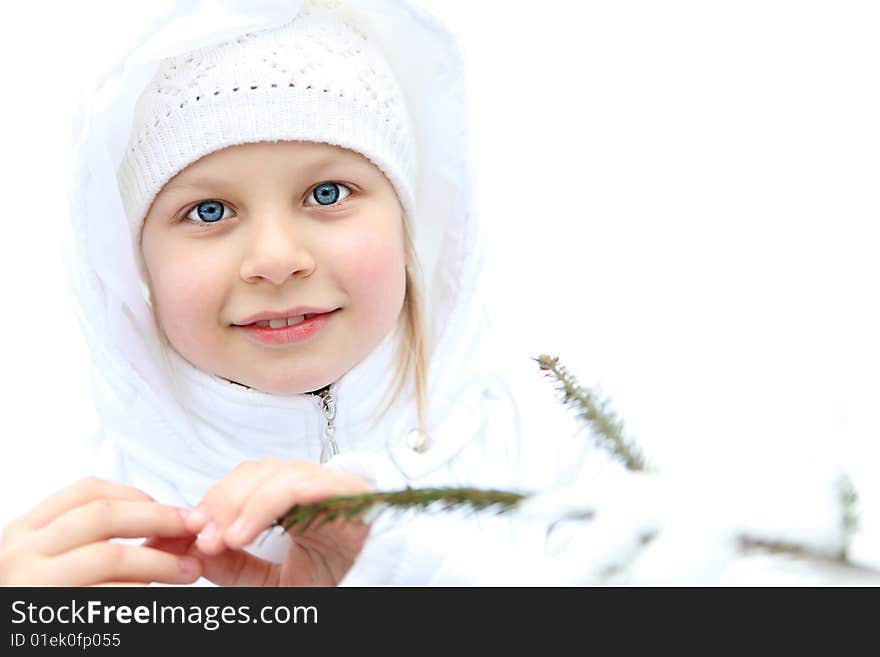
(188, 506, 208, 527)
(198, 522, 217, 549)
(179, 557, 200, 574)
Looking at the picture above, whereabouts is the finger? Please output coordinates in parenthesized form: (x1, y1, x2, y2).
(32, 501, 192, 556)
(188, 459, 286, 535)
(195, 459, 312, 553)
(224, 469, 369, 549)
(286, 469, 371, 505)
(41, 542, 202, 586)
(187, 544, 279, 587)
(4, 477, 154, 541)
(92, 582, 150, 587)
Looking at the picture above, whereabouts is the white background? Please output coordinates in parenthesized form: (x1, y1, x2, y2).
(1, 1, 878, 527)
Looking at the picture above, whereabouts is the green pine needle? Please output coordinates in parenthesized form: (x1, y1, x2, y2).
(275, 487, 527, 533)
(534, 354, 649, 471)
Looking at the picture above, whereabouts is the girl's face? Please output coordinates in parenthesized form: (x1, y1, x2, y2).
(141, 141, 408, 394)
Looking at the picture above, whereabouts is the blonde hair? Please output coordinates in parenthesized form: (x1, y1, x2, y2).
(377, 218, 428, 434)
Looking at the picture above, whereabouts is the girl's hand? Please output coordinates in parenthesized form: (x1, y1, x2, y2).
(180, 457, 371, 587)
(0, 477, 202, 586)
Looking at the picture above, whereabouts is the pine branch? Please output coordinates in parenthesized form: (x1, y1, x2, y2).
(736, 535, 880, 580)
(838, 474, 859, 561)
(264, 356, 867, 585)
(534, 354, 649, 471)
(274, 487, 527, 533)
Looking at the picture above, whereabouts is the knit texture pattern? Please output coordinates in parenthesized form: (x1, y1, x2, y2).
(117, 0, 417, 243)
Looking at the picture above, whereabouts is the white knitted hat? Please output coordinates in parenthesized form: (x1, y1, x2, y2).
(117, 0, 417, 243)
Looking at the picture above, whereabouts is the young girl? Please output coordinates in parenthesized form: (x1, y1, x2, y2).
(0, 0, 588, 586)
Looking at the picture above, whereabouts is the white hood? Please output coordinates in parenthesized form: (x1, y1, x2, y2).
(65, 0, 512, 512)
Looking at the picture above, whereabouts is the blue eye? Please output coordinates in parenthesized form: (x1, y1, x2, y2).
(306, 182, 351, 206)
(186, 200, 232, 223)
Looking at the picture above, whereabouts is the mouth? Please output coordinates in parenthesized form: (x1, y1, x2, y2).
(248, 313, 322, 328)
(234, 307, 340, 328)
(235, 309, 339, 346)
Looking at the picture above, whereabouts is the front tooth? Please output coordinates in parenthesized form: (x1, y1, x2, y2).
(286, 315, 307, 326)
(255, 320, 271, 327)
(268, 318, 287, 329)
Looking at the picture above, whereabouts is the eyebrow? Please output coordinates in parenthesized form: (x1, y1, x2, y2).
(160, 177, 230, 194)
(157, 151, 371, 200)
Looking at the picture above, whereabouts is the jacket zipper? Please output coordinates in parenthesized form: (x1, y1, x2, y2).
(315, 385, 339, 463)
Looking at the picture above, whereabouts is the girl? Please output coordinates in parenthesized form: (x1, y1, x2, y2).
(0, 0, 586, 586)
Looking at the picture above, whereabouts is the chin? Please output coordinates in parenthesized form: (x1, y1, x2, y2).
(249, 371, 337, 397)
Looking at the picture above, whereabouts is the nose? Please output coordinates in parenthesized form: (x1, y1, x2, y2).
(239, 213, 316, 285)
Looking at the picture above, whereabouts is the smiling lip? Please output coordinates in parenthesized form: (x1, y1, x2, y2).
(235, 306, 339, 326)
(236, 309, 338, 346)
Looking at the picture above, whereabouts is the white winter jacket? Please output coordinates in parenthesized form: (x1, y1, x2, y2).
(66, 0, 590, 585)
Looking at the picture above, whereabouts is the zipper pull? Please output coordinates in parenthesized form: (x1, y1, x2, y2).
(317, 388, 339, 463)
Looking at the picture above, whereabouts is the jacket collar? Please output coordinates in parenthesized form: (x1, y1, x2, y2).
(170, 325, 401, 463)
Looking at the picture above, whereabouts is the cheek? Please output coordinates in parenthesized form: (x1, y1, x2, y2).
(335, 226, 406, 309)
(144, 243, 226, 336)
